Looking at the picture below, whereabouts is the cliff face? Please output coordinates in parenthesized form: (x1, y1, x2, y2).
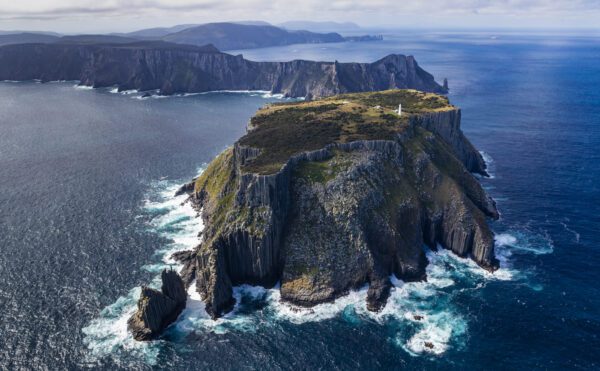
(0, 42, 446, 98)
(184, 90, 498, 318)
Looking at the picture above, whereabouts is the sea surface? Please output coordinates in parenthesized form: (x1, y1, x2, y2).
(0, 31, 599, 370)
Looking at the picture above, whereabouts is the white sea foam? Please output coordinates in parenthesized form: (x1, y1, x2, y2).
(184, 90, 292, 100)
(73, 84, 94, 90)
(260, 92, 286, 99)
(121, 89, 291, 100)
(479, 151, 496, 178)
(495, 230, 554, 256)
(82, 169, 205, 363)
(560, 221, 581, 243)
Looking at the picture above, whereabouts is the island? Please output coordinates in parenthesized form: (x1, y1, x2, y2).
(128, 89, 499, 337)
(0, 41, 446, 99)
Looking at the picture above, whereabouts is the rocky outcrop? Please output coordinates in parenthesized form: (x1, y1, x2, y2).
(0, 41, 446, 98)
(128, 269, 187, 341)
(174, 180, 196, 197)
(187, 91, 498, 318)
(171, 250, 197, 288)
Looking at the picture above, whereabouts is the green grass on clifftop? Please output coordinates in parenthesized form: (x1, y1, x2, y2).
(239, 89, 453, 175)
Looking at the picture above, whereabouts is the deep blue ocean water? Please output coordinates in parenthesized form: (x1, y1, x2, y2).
(0, 31, 599, 370)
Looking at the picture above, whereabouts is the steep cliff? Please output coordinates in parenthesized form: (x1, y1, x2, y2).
(0, 41, 446, 98)
(184, 90, 498, 318)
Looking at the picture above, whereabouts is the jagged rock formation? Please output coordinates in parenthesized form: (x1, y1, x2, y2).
(0, 41, 446, 98)
(128, 269, 187, 341)
(183, 90, 498, 318)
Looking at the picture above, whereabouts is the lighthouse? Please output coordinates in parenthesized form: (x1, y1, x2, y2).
(397, 103, 402, 116)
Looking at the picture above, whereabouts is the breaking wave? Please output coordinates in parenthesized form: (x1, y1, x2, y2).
(479, 150, 496, 178)
(82, 171, 205, 365)
(73, 84, 94, 90)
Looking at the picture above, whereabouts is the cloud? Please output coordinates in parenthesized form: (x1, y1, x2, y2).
(2, 0, 599, 18)
(0, 0, 598, 30)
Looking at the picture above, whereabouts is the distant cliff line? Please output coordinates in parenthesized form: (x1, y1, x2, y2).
(0, 41, 447, 99)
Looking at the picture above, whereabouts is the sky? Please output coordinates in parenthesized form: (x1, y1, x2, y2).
(0, 0, 599, 34)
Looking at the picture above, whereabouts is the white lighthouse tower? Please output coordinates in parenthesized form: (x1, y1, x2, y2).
(397, 103, 402, 116)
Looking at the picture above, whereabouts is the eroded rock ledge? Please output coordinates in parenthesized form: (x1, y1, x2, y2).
(179, 90, 498, 319)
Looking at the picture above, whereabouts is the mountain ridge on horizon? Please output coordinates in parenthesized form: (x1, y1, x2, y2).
(0, 21, 379, 50)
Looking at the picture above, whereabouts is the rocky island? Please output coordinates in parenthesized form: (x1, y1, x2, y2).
(146, 89, 499, 325)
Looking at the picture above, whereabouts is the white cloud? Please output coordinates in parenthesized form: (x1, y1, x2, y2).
(0, 0, 598, 32)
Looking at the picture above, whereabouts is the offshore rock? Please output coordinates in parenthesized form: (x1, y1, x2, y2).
(188, 90, 498, 317)
(128, 269, 187, 341)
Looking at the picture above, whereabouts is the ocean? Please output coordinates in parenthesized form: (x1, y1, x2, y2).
(0, 31, 598, 369)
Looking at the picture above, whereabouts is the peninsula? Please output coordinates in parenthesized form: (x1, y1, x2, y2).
(0, 41, 445, 99)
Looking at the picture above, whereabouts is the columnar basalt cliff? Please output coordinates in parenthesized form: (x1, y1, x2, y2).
(0, 41, 446, 98)
(179, 90, 499, 319)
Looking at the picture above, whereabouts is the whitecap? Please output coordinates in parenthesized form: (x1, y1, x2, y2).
(73, 84, 94, 90)
(495, 230, 554, 255)
(82, 170, 205, 363)
(261, 92, 285, 99)
(479, 150, 496, 178)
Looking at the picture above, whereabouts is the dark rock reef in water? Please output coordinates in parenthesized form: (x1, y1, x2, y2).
(128, 269, 187, 341)
(179, 90, 499, 318)
(0, 41, 446, 99)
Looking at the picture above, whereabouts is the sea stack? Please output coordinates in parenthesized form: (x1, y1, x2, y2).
(184, 89, 499, 318)
(128, 269, 187, 341)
